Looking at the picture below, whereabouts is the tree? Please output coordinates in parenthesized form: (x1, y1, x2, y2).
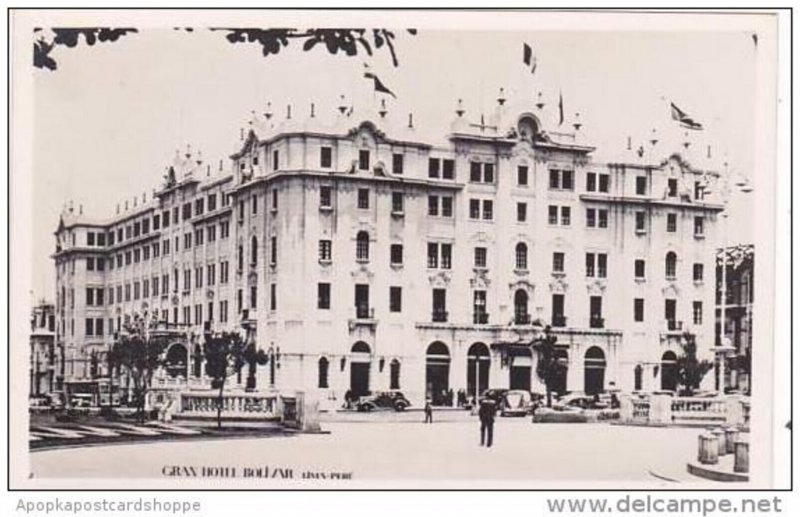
(107, 314, 168, 423)
(34, 27, 416, 71)
(676, 331, 713, 396)
(202, 331, 267, 429)
(532, 325, 565, 408)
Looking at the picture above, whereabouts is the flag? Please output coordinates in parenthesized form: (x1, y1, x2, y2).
(523, 43, 537, 74)
(364, 71, 396, 98)
(558, 91, 564, 126)
(670, 102, 703, 130)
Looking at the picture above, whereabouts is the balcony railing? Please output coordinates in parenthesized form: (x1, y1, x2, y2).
(355, 306, 374, 320)
(666, 319, 683, 332)
(514, 313, 531, 325)
(432, 310, 449, 323)
(551, 315, 567, 328)
(590, 316, 605, 329)
(473, 312, 489, 324)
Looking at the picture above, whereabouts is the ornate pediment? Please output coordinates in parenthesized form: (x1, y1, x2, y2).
(469, 268, 490, 289)
(585, 279, 608, 295)
(428, 270, 452, 288)
(351, 264, 375, 282)
(662, 283, 680, 298)
(509, 279, 535, 293)
(469, 231, 492, 244)
(347, 120, 386, 142)
(549, 276, 569, 294)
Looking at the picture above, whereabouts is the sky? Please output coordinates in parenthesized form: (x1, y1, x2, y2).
(30, 26, 763, 301)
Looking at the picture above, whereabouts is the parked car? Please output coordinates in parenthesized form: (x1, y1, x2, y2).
(356, 391, 411, 412)
(501, 390, 533, 417)
(554, 393, 609, 410)
(480, 389, 509, 408)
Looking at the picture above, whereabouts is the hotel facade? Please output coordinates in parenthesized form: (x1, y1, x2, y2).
(52, 99, 725, 408)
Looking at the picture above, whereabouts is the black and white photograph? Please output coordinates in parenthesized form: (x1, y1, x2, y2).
(7, 8, 788, 492)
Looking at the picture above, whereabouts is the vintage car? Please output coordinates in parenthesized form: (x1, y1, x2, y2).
(356, 391, 411, 412)
(501, 390, 534, 417)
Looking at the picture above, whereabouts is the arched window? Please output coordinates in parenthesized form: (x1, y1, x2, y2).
(250, 236, 258, 266)
(665, 251, 677, 279)
(237, 244, 244, 271)
(515, 242, 528, 270)
(318, 357, 329, 388)
(514, 289, 529, 324)
(356, 231, 370, 261)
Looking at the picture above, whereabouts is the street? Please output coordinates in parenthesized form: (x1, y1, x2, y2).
(30, 419, 722, 487)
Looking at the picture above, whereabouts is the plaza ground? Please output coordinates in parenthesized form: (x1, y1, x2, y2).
(29, 419, 731, 487)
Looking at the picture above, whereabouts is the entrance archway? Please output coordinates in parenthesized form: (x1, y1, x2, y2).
(583, 346, 606, 395)
(426, 342, 450, 406)
(350, 342, 371, 398)
(165, 343, 188, 378)
(509, 348, 532, 391)
(467, 342, 490, 400)
(661, 351, 678, 391)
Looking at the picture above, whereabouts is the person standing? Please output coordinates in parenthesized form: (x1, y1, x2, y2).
(424, 399, 433, 423)
(478, 398, 496, 447)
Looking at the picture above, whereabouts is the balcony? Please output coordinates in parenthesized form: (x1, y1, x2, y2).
(514, 313, 531, 325)
(666, 319, 683, 332)
(551, 315, 567, 328)
(432, 310, 449, 323)
(355, 305, 374, 320)
(473, 312, 489, 325)
(590, 316, 605, 329)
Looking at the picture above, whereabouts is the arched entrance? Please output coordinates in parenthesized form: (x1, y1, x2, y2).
(165, 343, 188, 378)
(389, 359, 401, 390)
(634, 364, 643, 391)
(661, 351, 678, 391)
(510, 348, 532, 391)
(467, 342, 490, 400)
(426, 342, 450, 406)
(583, 346, 606, 395)
(350, 342, 371, 398)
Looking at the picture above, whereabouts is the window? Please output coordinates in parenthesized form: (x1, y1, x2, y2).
(515, 242, 528, 270)
(391, 192, 404, 213)
(548, 205, 559, 225)
(390, 286, 402, 312)
(220, 221, 230, 239)
(133, 249, 141, 263)
(86, 288, 95, 306)
(518, 165, 529, 186)
(85, 318, 94, 336)
(693, 301, 703, 325)
(552, 294, 566, 327)
(207, 264, 216, 286)
(634, 298, 645, 322)
(133, 222, 141, 237)
(441, 243, 452, 269)
(271, 189, 277, 211)
(319, 240, 332, 262)
(693, 263, 704, 282)
(428, 158, 440, 179)
(432, 288, 447, 322)
(635, 259, 646, 279)
(667, 213, 677, 233)
(250, 236, 258, 266)
(318, 358, 329, 388)
(207, 225, 216, 242)
(220, 261, 229, 283)
(357, 188, 369, 209)
(428, 195, 439, 216)
(517, 202, 527, 222)
(469, 199, 480, 219)
(598, 210, 608, 228)
(97, 258, 105, 271)
(665, 252, 677, 279)
(586, 253, 595, 277)
(87, 232, 95, 246)
(208, 194, 217, 211)
(320, 146, 332, 168)
(392, 153, 404, 175)
(560, 206, 571, 226)
(589, 296, 604, 328)
(482, 200, 493, 220)
(195, 198, 205, 216)
(442, 159, 455, 180)
(318, 283, 330, 309)
(586, 208, 596, 228)
(270, 236, 277, 265)
(469, 161, 494, 183)
(553, 252, 565, 273)
(586, 172, 597, 192)
(598, 254, 607, 278)
(184, 232, 192, 249)
(427, 243, 438, 268)
(162, 210, 170, 227)
(86, 257, 95, 271)
(598, 174, 610, 193)
(320, 186, 332, 208)
(183, 269, 191, 291)
(549, 169, 574, 190)
(694, 181, 704, 200)
(143, 246, 150, 260)
(694, 216, 704, 236)
(635, 211, 646, 232)
(273, 149, 279, 170)
(441, 196, 453, 217)
(195, 228, 204, 246)
(667, 178, 678, 197)
(358, 149, 370, 170)
(390, 244, 403, 265)
(474, 247, 487, 268)
(356, 232, 369, 261)
(586, 253, 608, 278)
(473, 290, 487, 323)
(514, 290, 529, 324)
(182, 202, 192, 221)
(636, 176, 647, 195)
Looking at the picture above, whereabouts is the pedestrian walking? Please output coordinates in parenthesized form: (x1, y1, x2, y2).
(478, 398, 496, 447)
(424, 399, 433, 423)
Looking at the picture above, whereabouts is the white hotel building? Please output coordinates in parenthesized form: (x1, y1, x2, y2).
(52, 98, 724, 407)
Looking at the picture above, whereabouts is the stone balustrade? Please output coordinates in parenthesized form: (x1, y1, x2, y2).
(620, 393, 750, 428)
(177, 391, 279, 419)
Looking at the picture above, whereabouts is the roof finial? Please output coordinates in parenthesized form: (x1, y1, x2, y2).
(240, 128, 244, 141)
(310, 102, 316, 118)
(456, 98, 465, 118)
(682, 131, 691, 149)
(338, 94, 347, 114)
(497, 87, 506, 106)
(536, 91, 545, 110)
(649, 128, 658, 147)
(286, 104, 292, 119)
(626, 136, 632, 151)
(408, 113, 414, 129)
(143, 192, 147, 204)
(264, 101, 273, 120)
(79, 204, 83, 215)
(480, 114, 486, 130)
(379, 98, 387, 119)
(572, 112, 582, 132)
(185, 143, 192, 159)
(707, 144, 712, 159)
